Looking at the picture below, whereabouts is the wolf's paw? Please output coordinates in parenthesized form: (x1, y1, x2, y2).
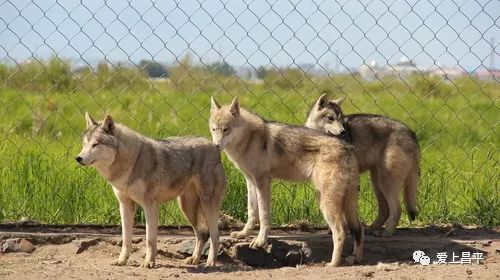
(249, 237, 266, 249)
(230, 230, 249, 239)
(140, 260, 155, 269)
(366, 225, 382, 234)
(205, 258, 216, 267)
(326, 260, 341, 267)
(372, 229, 393, 237)
(111, 259, 127, 266)
(345, 255, 360, 265)
(184, 256, 201, 265)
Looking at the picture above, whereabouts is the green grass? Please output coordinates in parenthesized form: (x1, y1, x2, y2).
(0, 86, 498, 227)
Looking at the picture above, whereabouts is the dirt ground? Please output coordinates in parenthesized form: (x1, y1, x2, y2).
(0, 224, 499, 280)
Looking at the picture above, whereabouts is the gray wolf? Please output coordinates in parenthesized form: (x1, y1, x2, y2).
(209, 98, 363, 266)
(305, 94, 420, 236)
(76, 113, 226, 267)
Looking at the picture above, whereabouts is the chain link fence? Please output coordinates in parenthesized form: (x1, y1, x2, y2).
(0, 0, 498, 227)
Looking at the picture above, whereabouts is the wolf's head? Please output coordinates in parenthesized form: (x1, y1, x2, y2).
(76, 113, 118, 168)
(305, 94, 348, 139)
(208, 97, 243, 151)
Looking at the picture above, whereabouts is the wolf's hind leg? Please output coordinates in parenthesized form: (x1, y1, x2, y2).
(375, 171, 403, 237)
(321, 196, 346, 267)
(200, 200, 220, 267)
(368, 169, 389, 231)
(141, 203, 159, 268)
(178, 189, 208, 265)
(344, 186, 364, 264)
(315, 177, 347, 267)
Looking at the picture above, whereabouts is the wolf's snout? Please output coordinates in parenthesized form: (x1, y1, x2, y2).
(75, 156, 83, 163)
(215, 144, 220, 149)
(340, 130, 348, 138)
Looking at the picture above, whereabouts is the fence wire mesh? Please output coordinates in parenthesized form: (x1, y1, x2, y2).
(0, 0, 498, 227)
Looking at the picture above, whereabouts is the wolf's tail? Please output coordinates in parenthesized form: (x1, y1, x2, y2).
(404, 161, 419, 221)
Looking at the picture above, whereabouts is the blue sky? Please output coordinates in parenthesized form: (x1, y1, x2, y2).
(0, 0, 498, 71)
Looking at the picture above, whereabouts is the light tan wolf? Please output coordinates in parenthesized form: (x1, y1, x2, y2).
(76, 113, 226, 268)
(305, 94, 420, 237)
(209, 98, 363, 266)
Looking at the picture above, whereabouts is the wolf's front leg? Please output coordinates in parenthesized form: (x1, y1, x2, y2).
(230, 177, 259, 239)
(113, 197, 136, 266)
(249, 177, 271, 249)
(141, 203, 159, 269)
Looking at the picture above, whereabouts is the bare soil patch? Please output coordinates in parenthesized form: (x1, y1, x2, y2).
(0, 224, 499, 279)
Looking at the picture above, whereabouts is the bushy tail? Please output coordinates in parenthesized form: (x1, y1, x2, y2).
(404, 163, 419, 221)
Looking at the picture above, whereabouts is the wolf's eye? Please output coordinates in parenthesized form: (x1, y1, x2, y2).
(92, 143, 100, 148)
(212, 128, 216, 132)
(223, 128, 229, 133)
(327, 116, 335, 122)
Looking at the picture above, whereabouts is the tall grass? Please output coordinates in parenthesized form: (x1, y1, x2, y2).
(0, 85, 498, 227)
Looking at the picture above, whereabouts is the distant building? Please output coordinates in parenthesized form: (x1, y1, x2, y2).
(298, 63, 329, 76)
(235, 66, 257, 80)
(390, 58, 419, 78)
(428, 64, 466, 80)
(357, 60, 379, 80)
(358, 57, 420, 80)
(474, 69, 500, 80)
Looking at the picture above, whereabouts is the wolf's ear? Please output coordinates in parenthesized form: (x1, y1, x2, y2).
(211, 96, 221, 112)
(85, 112, 97, 128)
(330, 97, 345, 106)
(230, 97, 240, 116)
(101, 115, 115, 133)
(316, 94, 329, 110)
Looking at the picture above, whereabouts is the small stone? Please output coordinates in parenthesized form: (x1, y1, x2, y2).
(1, 238, 35, 253)
(42, 260, 63, 265)
(466, 268, 472, 275)
(1, 238, 20, 253)
(481, 240, 492, 247)
(18, 239, 36, 253)
(166, 238, 183, 245)
(178, 239, 222, 256)
(361, 271, 375, 278)
(157, 249, 186, 259)
(73, 238, 101, 254)
(132, 238, 143, 244)
(376, 262, 400, 271)
(229, 239, 312, 268)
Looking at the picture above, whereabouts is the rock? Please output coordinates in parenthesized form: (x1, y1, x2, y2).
(132, 238, 143, 244)
(1, 238, 35, 253)
(42, 260, 62, 265)
(73, 238, 101, 254)
(18, 239, 35, 253)
(157, 249, 186, 259)
(481, 240, 492, 247)
(229, 239, 312, 268)
(361, 271, 375, 278)
(466, 268, 473, 275)
(165, 238, 183, 245)
(1, 239, 19, 253)
(376, 262, 400, 271)
(219, 212, 244, 230)
(177, 239, 223, 257)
